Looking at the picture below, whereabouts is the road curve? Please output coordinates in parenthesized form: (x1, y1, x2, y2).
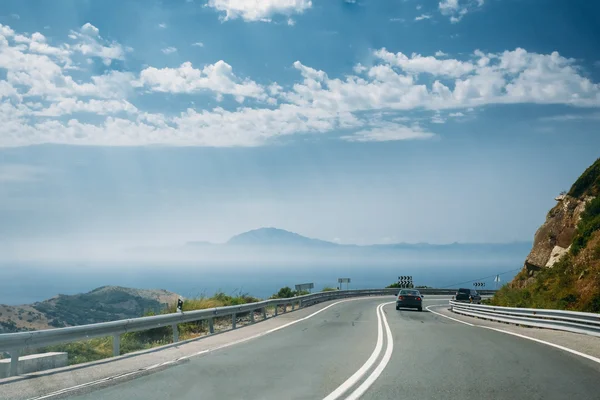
(49, 297, 600, 399)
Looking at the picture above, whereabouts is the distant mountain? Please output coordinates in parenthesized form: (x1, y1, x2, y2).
(0, 286, 180, 333)
(226, 227, 339, 247)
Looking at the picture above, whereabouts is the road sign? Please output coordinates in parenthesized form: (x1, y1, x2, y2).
(397, 275, 413, 288)
(295, 283, 314, 292)
(473, 282, 485, 287)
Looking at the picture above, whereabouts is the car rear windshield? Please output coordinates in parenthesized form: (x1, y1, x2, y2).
(458, 289, 470, 293)
(400, 290, 420, 296)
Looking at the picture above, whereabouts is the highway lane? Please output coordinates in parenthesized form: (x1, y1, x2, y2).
(362, 303, 600, 400)
(68, 296, 397, 400)
(63, 296, 600, 399)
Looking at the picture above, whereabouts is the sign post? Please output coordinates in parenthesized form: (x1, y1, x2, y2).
(337, 278, 351, 290)
(494, 275, 500, 289)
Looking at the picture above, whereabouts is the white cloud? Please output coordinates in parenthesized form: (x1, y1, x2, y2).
(192, 42, 204, 47)
(1, 22, 600, 148)
(287, 18, 296, 26)
(69, 23, 126, 65)
(431, 113, 445, 124)
(374, 48, 475, 77)
(435, 50, 448, 57)
(342, 123, 435, 142)
(389, 18, 405, 22)
(416, 5, 422, 10)
(439, 0, 484, 23)
(158, 23, 167, 29)
(10, 14, 20, 20)
(161, 47, 178, 54)
(207, 0, 313, 22)
(137, 61, 270, 102)
(35, 99, 138, 117)
(415, 14, 432, 21)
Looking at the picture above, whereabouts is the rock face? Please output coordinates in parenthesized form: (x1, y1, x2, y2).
(523, 195, 589, 273)
(512, 157, 600, 289)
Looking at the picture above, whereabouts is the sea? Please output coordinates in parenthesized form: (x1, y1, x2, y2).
(0, 260, 520, 305)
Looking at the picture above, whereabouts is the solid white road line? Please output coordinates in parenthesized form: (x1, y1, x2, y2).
(322, 303, 384, 400)
(425, 305, 474, 326)
(29, 297, 373, 400)
(344, 302, 395, 400)
(425, 304, 600, 366)
(479, 326, 600, 365)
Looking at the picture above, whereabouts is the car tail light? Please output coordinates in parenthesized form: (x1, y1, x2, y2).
(416, 297, 421, 301)
(398, 296, 404, 300)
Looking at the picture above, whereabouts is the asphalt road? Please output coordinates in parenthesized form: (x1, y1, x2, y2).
(67, 296, 600, 400)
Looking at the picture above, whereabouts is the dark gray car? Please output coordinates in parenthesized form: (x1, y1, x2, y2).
(396, 289, 423, 311)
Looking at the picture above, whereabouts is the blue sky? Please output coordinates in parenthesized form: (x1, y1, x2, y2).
(0, 0, 599, 258)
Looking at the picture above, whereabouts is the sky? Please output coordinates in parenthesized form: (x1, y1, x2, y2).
(1, 0, 599, 258)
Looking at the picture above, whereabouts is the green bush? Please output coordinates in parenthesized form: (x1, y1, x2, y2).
(571, 196, 600, 255)
(568, 158, 600, 198)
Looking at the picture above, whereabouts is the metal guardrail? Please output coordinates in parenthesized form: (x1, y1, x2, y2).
(0, 288, 494, 377)
(0, 289, 397, 377)
(450, 300, 600, 337)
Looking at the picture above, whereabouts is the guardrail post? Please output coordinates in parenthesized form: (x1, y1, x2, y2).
(9, 348, 20, 377)
(232, 313, 237, 329)
(299, 299, 303, 308)
(292, 301, 295, 311)
(262, 307, 267, 320)
(172, 323, 179, 343)
(208, 318, 214, 334)
(275, 304, 279, 316)
(250, 310, 255, 323)
(113, 334, 120, 357)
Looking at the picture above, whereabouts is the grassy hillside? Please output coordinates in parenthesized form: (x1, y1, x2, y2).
(0, 286, 179, 333)
(491, 158, 600, 311)
(34, 291, 262, 365)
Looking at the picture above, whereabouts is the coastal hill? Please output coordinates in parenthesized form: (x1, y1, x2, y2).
(493, 158, 600, 311)
(0, 286, 180, 333)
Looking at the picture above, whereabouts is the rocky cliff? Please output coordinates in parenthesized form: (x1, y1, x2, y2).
(493, 158, 600, 311)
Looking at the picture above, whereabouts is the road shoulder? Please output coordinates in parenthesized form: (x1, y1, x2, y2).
(428, 304, 600, 361)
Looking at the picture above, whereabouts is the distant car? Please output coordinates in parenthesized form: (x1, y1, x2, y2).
(396, 289, 423, 311)
(455, 288, 481, 304)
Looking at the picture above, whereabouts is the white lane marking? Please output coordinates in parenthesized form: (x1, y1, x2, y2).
(425, 305, 600, 366)
(322, 303, 384, 400)
(479, 326, 600, 365)
(425, 305, 474, 326)
(344, 302, 395, 400)
(28, 297, 372, 400)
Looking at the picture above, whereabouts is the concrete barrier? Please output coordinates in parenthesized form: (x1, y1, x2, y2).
(0, 352, 68, 378)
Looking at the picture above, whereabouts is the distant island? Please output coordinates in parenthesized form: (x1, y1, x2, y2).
(125, 227, 533, 264)
(185, 226, 530, 251)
